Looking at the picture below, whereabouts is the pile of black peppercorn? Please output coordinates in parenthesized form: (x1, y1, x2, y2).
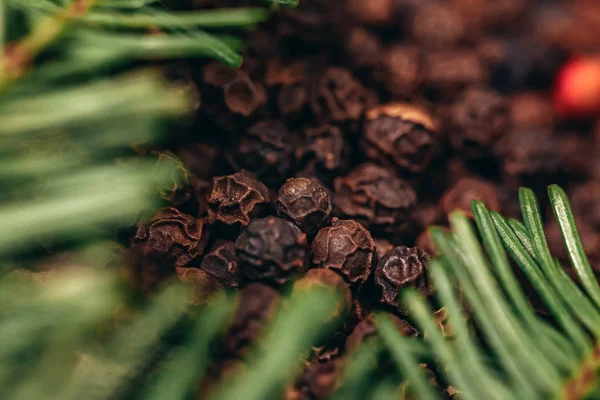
(123, 0, 600, 398)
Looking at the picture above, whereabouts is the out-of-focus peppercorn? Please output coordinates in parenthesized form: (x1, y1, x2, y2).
(374, 246, 432, 315)
(345, 312, 418, 353)
(440, 178, 500, 218)
(312, 218, 375, 285)
(293, 268, 352, 320)
(449, 87, 508, 158)
(200, 240, 240, 289)
(275, 177, 332, 234)
(362, 103, 440, 173)
(235, 217, 308, 284)
(126, 208, 210, 292)
(227, 121, 296, 186)
(223, 283, 280, 357)
(296, 124, 351, 183)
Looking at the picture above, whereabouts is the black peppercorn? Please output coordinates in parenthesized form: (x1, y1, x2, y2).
(410, 3, 465, 50)
(200, 240, 240, 289)
(235, 216, 308, 284)
(296, 124, 350, 182)
(227, 121, 296, 186)
(345, 312, 418, 353)
(375, 45, 423, 99)
(361, 103, 440, 173)
(275, 177, 332, 234)
(311, 67, 374, 124)
(374, 246, 432, 315)
(293, 268, 352, 320)
(223, 283, 280, 356)
(126, 207, 210, 292)
(334, 164, 417, 236)
(311, 218, 375, 284)
(423, 50, 487, 99)
(493, 128, 558, 183)
(440, 178, 500, 218)
(208, 169, 270, 227)
(450, 87, 508, 158)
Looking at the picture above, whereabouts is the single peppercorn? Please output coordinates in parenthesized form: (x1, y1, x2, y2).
(311, 67, 373, 124)
(126, 207, 210, 292)
(345, 27, 383, 69)
(361, 103, 440, 173)
(296, 357, 344, 400)
(334, 164, 417, 236)
(375, 45, 423, 98)
(200, 240, 240, 289)
(293, 268, 352, 319)
(440, 178, 500, 218)
(374, 246, 432, 315)
(227, 121, 296, 186)
(275, 177, 332, 234)
(493, 128, 558, 183)
(296, 124, 350, 182)
(235, 217, 308, 284)
(208, 170, 270, 227)
(223, 283, 280, 357)
(176, 267, 222, 306)
(311, 218, 375, 284)
(345, 312, 418, 353)
(423, 50, 487, 99)
(410, 3, 465, 50)
(450, 87, 508, 158)
(510, 92, 554, 129)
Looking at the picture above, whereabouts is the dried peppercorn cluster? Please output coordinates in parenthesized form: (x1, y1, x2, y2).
(124, 0, 600, 398)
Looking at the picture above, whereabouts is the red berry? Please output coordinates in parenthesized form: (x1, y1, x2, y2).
(554, 57, 600, 119)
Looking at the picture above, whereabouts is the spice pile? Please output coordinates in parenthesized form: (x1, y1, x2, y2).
(123, 0, 600, 398)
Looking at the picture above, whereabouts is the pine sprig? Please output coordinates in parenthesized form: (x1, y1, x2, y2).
(373, 186, 600, 399)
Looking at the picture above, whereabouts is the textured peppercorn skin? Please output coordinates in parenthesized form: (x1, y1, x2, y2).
(297, 124, 350, 182)
(311, 218, 375, 284)
(374, 246, 432, 315)
(311, 67, 373, 124)
(235, 217, 308, 284)
(200, 240, 240, 288)
(208, 169, 269, 227)
(127, 207, 210, 292)
(334, 164, 417, 236)
(227, 121, 295, 186)
(362, 103, 439, 173)
(223, 283, 280, 357)
(275, 177, 332, 234)
(450, 87, 508, 158)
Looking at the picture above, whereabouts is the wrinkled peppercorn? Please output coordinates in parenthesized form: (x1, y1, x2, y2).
(223, 283, 280, 356)
(441, 178, 500, 217)
(423, 50, 487, 99)
(411, 3, 465, 50)
(311, 218, 375, 284)
(275, 177, 332, 234)
(296, 124, 350, 182)
(235, 217, 308, 284)
(362, 103, 440, 173)
(126, 208, 210, 292)
(345, 312, 418, 353)
(494, 128, 558, 183)
(176, 267, 222, 306)
(334, 164, 417, 236)
(293, 268, 352, 319)
(200, 240, 240, 289)
(208, 170, 270, 227)
(311, 67, 373, 124)
(227, 121, 296, 186)
(374, 246, 432, 315)
(450, 87, 508, 158)
(375, 45, 423, 99)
